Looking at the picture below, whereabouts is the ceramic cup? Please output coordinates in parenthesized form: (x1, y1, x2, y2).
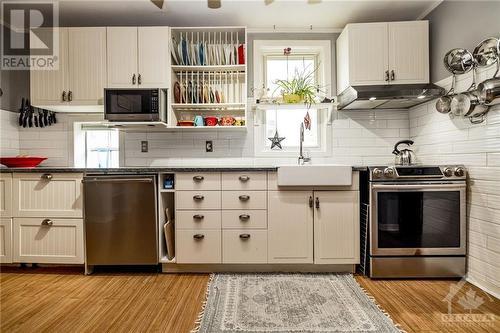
(194, 115, 204, 127)
(205, 116, 218, 126)
(220, 116, 235, 126)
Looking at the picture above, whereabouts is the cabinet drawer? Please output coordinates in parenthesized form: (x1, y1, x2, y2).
(176, 172, 221, 190)
(221, 210, 267, 229)
(0, 174, 12, 217)
(12, 218, 84, 264)
(222, 191, 267, 210)
(176, 191, 221, 210)
(176, 210, 221, 230)
(222, 172, 267, 190)
(12, 173, 83, 218)
(0, 218, 12, 263)
(176, 229, 221, 263)
(222, 230, 267, 263)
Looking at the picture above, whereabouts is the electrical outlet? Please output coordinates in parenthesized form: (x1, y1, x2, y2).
(141, 141, 148, 152)
(206, 140, 213, 152)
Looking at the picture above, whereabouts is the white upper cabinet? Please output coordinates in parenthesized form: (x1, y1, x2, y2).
(336, 20, 429, 94)
(388, 21, 429, 84)
(67, 27, 107, 105)
(30, 28, 68, 106)
(30, 27, 106, 111)
(107, 27, 169, 88)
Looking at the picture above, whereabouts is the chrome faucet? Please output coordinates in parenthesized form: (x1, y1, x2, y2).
(298, 122, 311, 165)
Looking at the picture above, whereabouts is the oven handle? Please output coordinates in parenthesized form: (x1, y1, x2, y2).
(372, 183, 465, 190)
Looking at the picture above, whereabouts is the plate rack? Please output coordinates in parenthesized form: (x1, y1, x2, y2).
(169, 27, 247, 129)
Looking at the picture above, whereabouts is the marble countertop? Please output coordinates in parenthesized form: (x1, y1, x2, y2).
(0, 166, 367, 173)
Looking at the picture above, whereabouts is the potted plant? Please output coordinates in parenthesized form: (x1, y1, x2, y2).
(273, 63, 321, 104)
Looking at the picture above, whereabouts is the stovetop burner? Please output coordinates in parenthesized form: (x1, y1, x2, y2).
(368, 165, 466, 181)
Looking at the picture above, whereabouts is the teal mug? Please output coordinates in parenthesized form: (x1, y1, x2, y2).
(194, 115, 204, 127)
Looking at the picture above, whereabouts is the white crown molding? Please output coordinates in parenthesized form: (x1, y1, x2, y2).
(247, 27, 343, 34)
(415, 0, 443, 20)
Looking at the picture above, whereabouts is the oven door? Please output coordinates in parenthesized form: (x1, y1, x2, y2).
(105, 89, 158, 121)
(370, 182, 466, 256)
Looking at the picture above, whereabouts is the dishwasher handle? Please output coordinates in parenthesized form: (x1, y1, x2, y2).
(82, 178, 154, 183)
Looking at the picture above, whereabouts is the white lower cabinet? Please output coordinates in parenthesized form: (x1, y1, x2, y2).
(222, 230, 267, 264)
(314, 191, 360, 264)
(12, 218, 84, 264)
(176, 230, 221, 264)
(0, 219, 12, 263)
(268, 191, 314, 264)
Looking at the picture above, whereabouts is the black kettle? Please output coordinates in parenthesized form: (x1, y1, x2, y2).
(392, 140, 415, 165)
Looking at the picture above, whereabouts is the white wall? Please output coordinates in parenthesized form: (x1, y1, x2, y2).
(409, 64, 500, 298)
(0, 110, 20, 156)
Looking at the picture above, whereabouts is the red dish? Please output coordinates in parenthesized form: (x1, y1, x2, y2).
(177, 120, 194, 127)
(0, 157, 47, 168)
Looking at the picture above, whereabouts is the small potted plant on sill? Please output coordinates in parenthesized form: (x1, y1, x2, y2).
(273, 63, 321, 105)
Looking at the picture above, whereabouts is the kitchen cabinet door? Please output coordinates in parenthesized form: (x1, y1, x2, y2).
(313, 191, 359, 264)
(268, 191, 313, 263)
(106, 27, 138, 87)
(67, 27, 107, 104)
(137, 27, 170, 88)
(388, 21, 429, 84)
(0, 219, 12, 263)
(30, 28, 69, 106)
(0, 173, 12, 217)
(12, 218, 84, 264)
(347, 22, 389, 87)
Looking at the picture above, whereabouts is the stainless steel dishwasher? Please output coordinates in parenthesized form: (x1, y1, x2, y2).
(83, 175, 158, 267)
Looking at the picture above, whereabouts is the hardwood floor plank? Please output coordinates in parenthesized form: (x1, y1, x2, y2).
(1, 267, 498, 333)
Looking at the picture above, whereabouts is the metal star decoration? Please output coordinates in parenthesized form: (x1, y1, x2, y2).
(268, 130, 285, 150)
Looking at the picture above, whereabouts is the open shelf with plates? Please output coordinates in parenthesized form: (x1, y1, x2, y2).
(169, 26, 247, 130)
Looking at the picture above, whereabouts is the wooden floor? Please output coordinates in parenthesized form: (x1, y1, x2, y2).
(0, 266, 498, 333)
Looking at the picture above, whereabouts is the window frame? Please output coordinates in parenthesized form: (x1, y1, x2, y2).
(73, 122, 122, 168)
(253, 39, 332, 157)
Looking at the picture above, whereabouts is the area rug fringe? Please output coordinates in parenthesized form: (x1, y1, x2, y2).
(357, 282, 407, 333)
(191, 273, 214, 333)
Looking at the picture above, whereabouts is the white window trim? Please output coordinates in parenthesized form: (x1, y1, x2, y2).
(73, 122, 123, 168)
(253, 39, 332, 158)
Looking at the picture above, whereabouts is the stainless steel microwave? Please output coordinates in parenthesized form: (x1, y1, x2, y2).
(104, 88, 167, 122)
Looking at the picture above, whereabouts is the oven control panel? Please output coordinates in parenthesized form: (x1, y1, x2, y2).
(369, 165, 466, 181)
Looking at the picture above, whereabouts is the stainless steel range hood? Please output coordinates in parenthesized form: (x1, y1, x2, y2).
(337, 84, 445, 110)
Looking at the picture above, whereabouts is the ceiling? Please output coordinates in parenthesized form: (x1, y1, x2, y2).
(58, 0, 443, 30)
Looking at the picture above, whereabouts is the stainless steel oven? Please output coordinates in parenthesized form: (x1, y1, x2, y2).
(362, 165, 467, 278)
(104, 88, 167, 122)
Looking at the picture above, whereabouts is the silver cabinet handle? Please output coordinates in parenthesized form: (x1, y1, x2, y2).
(239, 214, 250, 221)
(315, 197, 320, 209)
(239, 234, 251, 240)
(385, 70, 389, 82)
(239, 175, 250, 182)
(193, 234, 204, 240)
(193, 175, 204, 182)
(193, 195, 204, 201)
(239, 195, 250, 201)
(41, 219, 53, 226)
(68, 90, 73, 102)
(41, 173, 53, 180)
(193, 214, 204, 220)
(132, 73, 136, 85)
(138, 74, 142, 85)
(62, 91, 67, 101)
(390, 70, 395, 81)
(309, 196, 313, 208)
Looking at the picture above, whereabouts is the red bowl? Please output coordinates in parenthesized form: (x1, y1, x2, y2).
(0, 157, 47, 168)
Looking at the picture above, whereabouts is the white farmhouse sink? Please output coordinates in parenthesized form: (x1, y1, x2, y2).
(277, 164, 352, 186)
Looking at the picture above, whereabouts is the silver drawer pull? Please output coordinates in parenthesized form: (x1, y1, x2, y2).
(239, 234, 251, 240)
(41, 219, 53, 226)
(239, 175, 250, 182)
(239, 214, 250, 221)
(193, 195, 205, 201)
(41, 173, 53, 180)
(193, 175, 204, 182)
(193, 234, 205, 240)
(239, 195, 250, 201)
(193, 214, 204, 220)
